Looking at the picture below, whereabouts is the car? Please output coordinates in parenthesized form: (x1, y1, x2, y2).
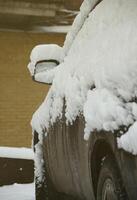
(28, 0, 137, 199)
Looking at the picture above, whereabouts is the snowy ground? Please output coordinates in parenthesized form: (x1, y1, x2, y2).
(0, 183, 35, 200)
(0, 147, 34, 200)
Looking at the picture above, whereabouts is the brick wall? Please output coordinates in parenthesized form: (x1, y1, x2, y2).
(0, 31, 65, 147)
(65, 0, 83, 10)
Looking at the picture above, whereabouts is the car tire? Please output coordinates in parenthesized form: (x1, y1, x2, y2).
(97, 156, 128, 200)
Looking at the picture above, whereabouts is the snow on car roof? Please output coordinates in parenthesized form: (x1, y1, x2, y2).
(30, 0, 137, 155)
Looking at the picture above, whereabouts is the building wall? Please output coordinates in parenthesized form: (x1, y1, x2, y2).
(0, 31, 65, 147)
(65, 0, 83, 10)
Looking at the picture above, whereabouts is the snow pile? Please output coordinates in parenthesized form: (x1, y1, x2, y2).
(64, 0, 100, 54)
(0, 147, 34, 160)
(118, 123, 137, 155)
(118, 103, 137, 155)
(33, 133, 45, 185)
(0, 183, 34, 200)
(84, 89, 134, 140)
(28, 44, 64, 76)
(30, 0, 137, 155)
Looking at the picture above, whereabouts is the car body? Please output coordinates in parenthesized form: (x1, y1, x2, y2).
(41, 118, 137, 200)
(28, 0, 137, 199)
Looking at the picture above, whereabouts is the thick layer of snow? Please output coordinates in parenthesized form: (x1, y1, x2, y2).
(118, 122, 137, 155)
(84, 89, 134, 140)
(30, 0, 137, 155)
(0, 183, 34, 200)
(0, 147, 34, 160)
(118, 102, 137, 154)
(33, 133, 45, 185)
(28, 44, 64, 76)
(64, 0, 100, 54)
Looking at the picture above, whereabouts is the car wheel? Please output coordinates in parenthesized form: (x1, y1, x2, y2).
(97, 157, 128, 200)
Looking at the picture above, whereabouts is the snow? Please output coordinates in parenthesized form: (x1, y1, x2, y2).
(0, 148, 34, 199)
(84, 89, 133, 140)
(34, 25, 71, 33)
(0, 147, 34, 160)
(64, 0, 100, 54)
(29, 0, 137, 156)
(33, 133, 45, 186)
(28, 44, 64, 76)
(0, 25, 71, 34)
(0, 183, 34, 200)
(118, 122, 137, 155)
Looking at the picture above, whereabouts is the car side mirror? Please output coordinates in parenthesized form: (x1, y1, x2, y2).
(28, 44, 64, 85)
(33, 59, 60, 84)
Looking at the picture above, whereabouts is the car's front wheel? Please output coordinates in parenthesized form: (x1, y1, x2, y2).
(97, 157, 128, 200)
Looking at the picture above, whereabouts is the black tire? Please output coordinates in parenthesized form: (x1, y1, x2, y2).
(97, 157, 128, 200)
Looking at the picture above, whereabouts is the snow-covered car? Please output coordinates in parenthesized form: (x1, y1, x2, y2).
(28, 0, 137, 199)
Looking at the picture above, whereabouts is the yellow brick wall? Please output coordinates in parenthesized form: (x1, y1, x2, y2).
(0, 31, 65, 147)
(65, 0, 83, 10)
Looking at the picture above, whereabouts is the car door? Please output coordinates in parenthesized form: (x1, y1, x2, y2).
(43, 101, 95, 200)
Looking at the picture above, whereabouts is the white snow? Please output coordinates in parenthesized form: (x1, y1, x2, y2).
(0, 147, 34, 160)
(64, 0, 100, 54)
(33, 133, 45, 186)
(28, 44, 64, 76)
(0, 183, 34, 200)
(118, 122, 137, 155)
(34, 25, 71, 33)
(84, 89, 133, 140)
(29, 0, 137, 155)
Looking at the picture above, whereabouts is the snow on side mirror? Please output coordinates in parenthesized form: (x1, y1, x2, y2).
(33, 59, 59, 84)
(28, 44, 64, 84)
